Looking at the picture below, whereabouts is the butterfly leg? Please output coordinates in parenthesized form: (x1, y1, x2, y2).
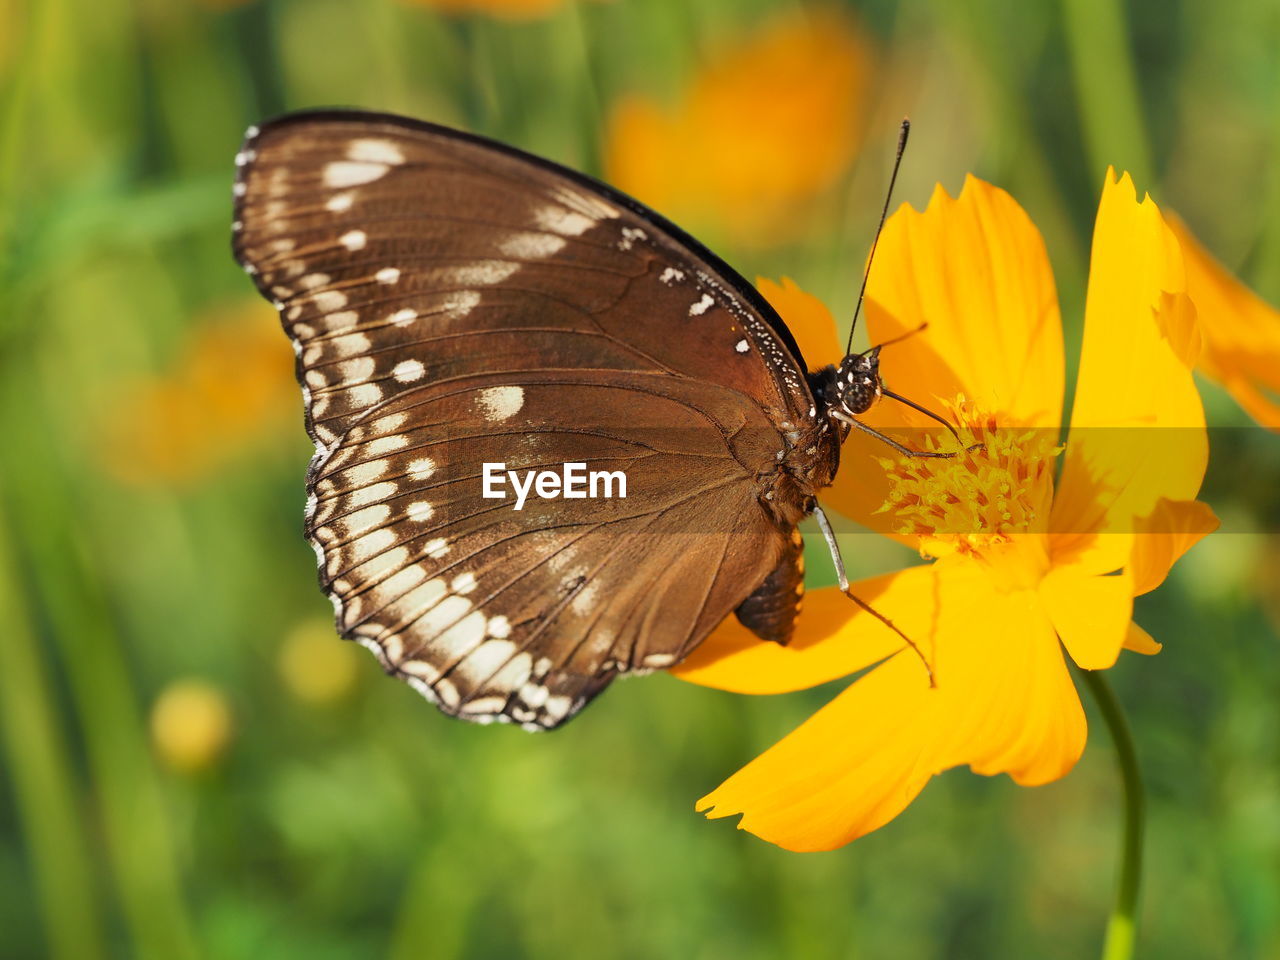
(812, 504, 936, 687)
(830, 409, 955, 460)
(880, 386, 984, 453)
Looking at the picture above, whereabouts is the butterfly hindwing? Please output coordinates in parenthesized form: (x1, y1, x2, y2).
(233, 111, 831, 727)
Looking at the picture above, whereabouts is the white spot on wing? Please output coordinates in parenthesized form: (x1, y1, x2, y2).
(349, 481, 397, 507)
(314, 290, 348, 312)
(337, 504, 391, 538)
(449, 261, 520, 286)
(690, 293, 714, 316)
(348, 138, 405, 165)
(327, 192, 354, 212)
(735, 339, 750, 353)
(320, 310, 359, 333)
(407, 458, 436, 480)
(365, 435, 407, 455)
(393, 359, 425, 383)
(390, 578, 448, 623)
(617, 226, 647, 251)
(455, 640, 516, 683)
(347, 382, 382, 407)
(331, 331, 371, 359)
(420, 596, 476, 643)
(518, 683, 549, 708)
(338, 356, 375, 383)
(350, 530, 397, 563)
(374, 565, 427, 603)
(442, 291, 480, 318)
(339, 230, 367, 251)
(434, 677, 460, 709)
(476, 386, 524, 422)
(543, 695, 573, 721)
(533, 205, 595, 237)
(376, 267, 400, 284)
(324, 161, 390, 188)
(344, 459, 390, 485)
(498, 232, 567, 259)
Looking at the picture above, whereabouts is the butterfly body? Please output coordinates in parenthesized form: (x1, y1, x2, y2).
(233, 110, 871, 729)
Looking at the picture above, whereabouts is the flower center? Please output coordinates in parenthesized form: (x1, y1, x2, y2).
(875, 398, 1060, 564)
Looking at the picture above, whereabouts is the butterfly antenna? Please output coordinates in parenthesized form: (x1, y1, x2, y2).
(845, 118, 911, 356)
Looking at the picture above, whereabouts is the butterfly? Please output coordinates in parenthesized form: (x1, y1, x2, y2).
(232, 111, 954, 730)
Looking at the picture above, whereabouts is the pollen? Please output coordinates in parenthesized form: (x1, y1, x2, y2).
(875, 398, 1061, 560)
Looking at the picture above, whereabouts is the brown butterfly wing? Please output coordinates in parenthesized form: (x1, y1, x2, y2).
(233, 111, 832, 727)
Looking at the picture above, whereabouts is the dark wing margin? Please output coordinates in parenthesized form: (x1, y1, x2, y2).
(232, 111, 819, 728)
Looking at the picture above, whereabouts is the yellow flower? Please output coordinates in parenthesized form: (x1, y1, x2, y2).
(102, 300, 297, 486)
(150, 679, 233, 773)
(1163, 213, 1280, 429)
(604, 8, 871, 245)
(672, 172, 1218, 851)
(278, 620, 360, 705)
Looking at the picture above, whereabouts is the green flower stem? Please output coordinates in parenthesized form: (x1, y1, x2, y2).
(1081, 669, 1145, 960)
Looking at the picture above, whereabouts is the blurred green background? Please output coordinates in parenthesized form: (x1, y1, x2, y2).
(1, 0, 1277, 957)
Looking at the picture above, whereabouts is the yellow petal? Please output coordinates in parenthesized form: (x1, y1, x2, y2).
(826, 176, 1065, 533)
(1128, 498, 1219, 596)
(756, 276, 844, 372)
(672, 567, 932, 694)
(1047, 532, 1134, 580)
(861, 175, 1065, 428)
(1165, 212, 1280, 430)
(1123, 621, 1162, 656)
(697, 562, 1085, 850)
(1039, 566, 1134, 670)
(1052, 170, 1207, 566)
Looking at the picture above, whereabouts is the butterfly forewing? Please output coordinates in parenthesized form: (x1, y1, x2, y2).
(233, 111, 831, 728)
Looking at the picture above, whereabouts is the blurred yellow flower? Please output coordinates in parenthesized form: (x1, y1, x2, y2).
(150, 678, 233, 773)
(102, 300, 297, 485)
(673, 172, 1218, 851)
(399, 0, 586, 20)
(1164, 213, 1280, 430)
(605, 8, 872, 244)
(279, 620, 360, 705)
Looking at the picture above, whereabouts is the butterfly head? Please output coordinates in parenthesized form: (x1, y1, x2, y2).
(831, 347, 884, 416)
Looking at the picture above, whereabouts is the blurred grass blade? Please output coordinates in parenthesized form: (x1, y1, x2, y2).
(3, 373, 203, 960)
(0, 497, 109, 960)
(1061, 0, 1153, 187)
